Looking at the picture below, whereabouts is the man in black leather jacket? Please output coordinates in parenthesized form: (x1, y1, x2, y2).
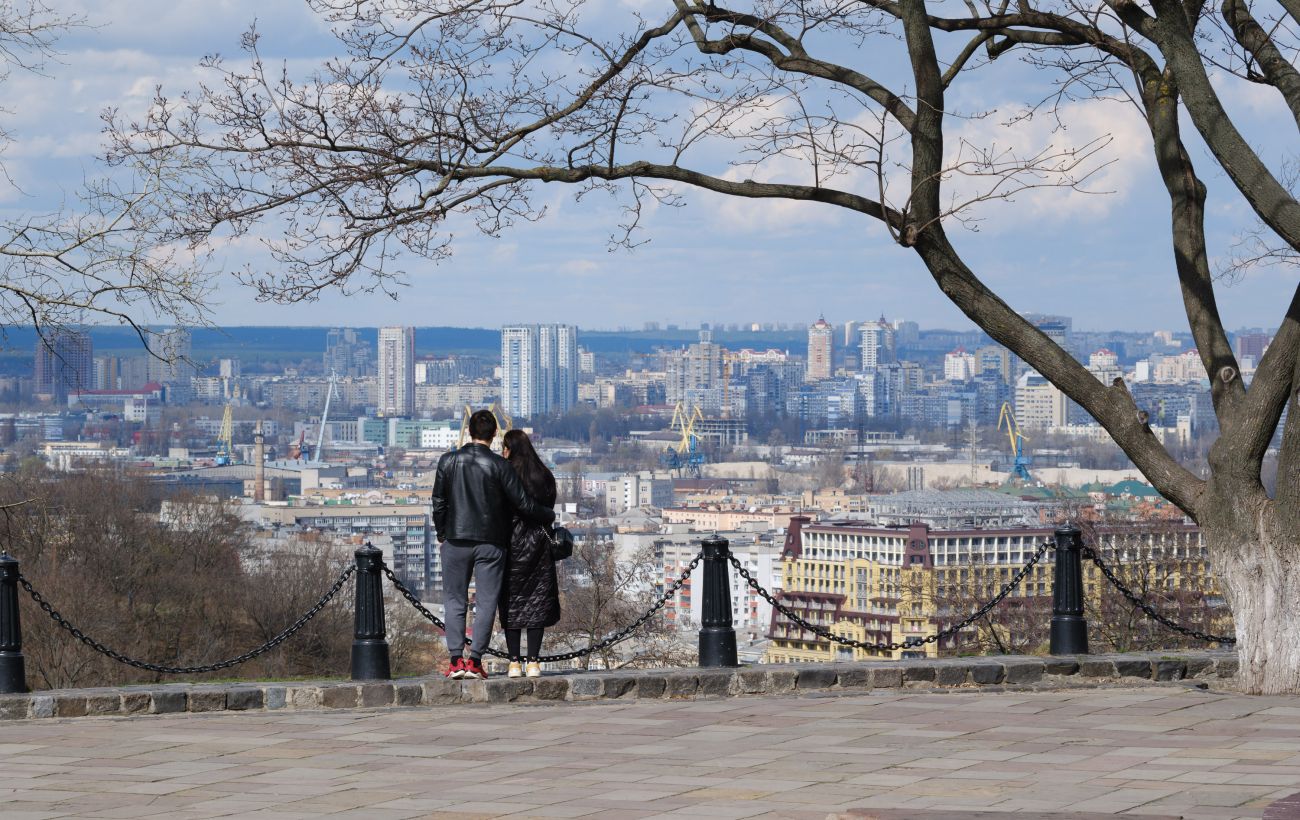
(432, 409, 554, 679)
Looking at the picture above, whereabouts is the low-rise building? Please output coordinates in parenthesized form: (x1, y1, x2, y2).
(606, 471, 674, 515)
(245, 500, 437, 598)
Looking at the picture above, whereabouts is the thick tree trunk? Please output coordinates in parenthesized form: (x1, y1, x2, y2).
(1203, 499, 1300, 695)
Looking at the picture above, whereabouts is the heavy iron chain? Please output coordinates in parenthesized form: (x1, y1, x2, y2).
(1081, 545, 1236, 645)
(16, 564, 356, 675)
(384, 553, 702, 663)
(729, 541, 1051, 653)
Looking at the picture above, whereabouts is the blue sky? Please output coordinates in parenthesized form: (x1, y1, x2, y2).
(1, 0, 1293, 333)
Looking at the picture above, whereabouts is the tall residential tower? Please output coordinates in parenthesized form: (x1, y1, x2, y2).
(34, 330, 93, 403)
(806, 316, 833, 381)
(377, 326, 415, 416)
(501, 324, 579, 418)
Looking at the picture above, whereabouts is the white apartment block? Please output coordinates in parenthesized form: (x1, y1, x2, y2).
(605, 471, 674, 515)
(377, 326, 415, 417)
(501, 324, 579, 418)
(859, 318, 896, 370)
(419, 424, 461, 451)
(650, 536, 781, 637)
(1015, 371, 1068, 429)
(1150, 350, 1209, 384)
(943, 348, 976, 381)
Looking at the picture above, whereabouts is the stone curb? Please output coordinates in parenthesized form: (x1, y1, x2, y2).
(0, 650, 1237, 721)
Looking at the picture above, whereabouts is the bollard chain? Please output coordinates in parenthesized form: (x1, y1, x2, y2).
(17, 564, 356, 674)
(1081, 546, 1235, 644)
(730, 541, 1051, 652)
(385, 553, 701, 663)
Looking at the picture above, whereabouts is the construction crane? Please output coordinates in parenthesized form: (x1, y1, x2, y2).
(313, 370, 338, 463)
(214, 404, 235, 466)
(997, 402, 1033, 483)
(458, 403, 513, 448)
(660, 402, 707, 476)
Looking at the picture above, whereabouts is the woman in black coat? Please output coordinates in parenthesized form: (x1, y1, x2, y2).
(499, 429, 559, 678)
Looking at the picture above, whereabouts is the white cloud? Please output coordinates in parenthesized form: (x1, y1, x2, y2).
(941, 98, 1153, 230)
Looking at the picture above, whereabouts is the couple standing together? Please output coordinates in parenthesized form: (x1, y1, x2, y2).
(431, 410, 560, 680)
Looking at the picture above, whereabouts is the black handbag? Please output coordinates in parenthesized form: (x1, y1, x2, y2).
(544, 524, 575, 561)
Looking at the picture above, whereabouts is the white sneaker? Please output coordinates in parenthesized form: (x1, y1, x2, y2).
(507, 661, 523, 678)
(525, 661, 542, 678)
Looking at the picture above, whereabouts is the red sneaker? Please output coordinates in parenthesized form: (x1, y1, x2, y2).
(445, 657, 466, 679)
(462, 657, 488, 680)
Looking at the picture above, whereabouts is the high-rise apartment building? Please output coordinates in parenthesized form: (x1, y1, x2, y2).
(34, 330, 93, 403)
(324, 328, 372, 378)
(377, 326, 415, 417)
(891, 319, 920, 349)
(1087, 349, 1122, 384)
(500, 324, 579, 418)
(664, 329, 723, 407)
(1235, 332, 1271, 363)
(92, 356, 120, 391)
(146, 328, 192, 386)
(975, 345, 1013, 383)
(1015, 371, 1068, 429)
(859, 316, 896, 370)
(1025, 313, 1072, 353)
(806, 317, 833, 382)
(943, 348, 976, 381)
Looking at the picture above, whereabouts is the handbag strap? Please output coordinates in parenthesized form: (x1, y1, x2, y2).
(537, 520, 559, 546)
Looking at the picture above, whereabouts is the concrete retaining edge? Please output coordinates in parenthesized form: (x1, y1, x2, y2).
(0, 650, 1239, 721)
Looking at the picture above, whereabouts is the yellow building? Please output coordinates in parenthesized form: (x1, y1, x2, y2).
(662, 505, 800, 532)
(764, 517, 1220, 664)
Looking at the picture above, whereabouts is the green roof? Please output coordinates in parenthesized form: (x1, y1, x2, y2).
(1106, 479, 1161, 497)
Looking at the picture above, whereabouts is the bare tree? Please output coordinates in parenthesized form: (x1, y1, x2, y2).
(550, 536, 693, 669)
(240, 538, 439, 679)
(933, 557, 1051, 656)
(1080, 519, 1233, 653)
(814, 447, 847, 490)
(0, 468, 433, 688)
(0, 3, 213, 344)
(110, 1, 1300, 693)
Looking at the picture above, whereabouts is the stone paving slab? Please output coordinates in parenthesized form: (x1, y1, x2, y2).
(1, 686, 1298, 818)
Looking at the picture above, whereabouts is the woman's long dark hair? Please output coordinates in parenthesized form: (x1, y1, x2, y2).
(503, 429, 556, 506)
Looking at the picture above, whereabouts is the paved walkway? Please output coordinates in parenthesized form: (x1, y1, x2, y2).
(1, 686, 1298, 819)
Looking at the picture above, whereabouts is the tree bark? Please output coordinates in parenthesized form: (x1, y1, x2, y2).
(1202, 494, 1300, 695)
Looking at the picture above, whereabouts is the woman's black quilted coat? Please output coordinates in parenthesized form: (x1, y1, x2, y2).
(498, 469, 560, 629)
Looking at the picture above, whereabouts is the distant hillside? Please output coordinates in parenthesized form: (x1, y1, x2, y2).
(0, 326, 502, 361)
(0, 325, 807, 374)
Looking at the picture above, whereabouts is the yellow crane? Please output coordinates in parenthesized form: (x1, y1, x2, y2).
(997, 402, 1033, 482)
(458, 403, 514, 448)
(215, 404, 235, 466)
(661, 402, 707, 475)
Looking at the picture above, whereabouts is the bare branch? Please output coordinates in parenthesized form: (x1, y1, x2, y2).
(1221, 0, 1300, 132)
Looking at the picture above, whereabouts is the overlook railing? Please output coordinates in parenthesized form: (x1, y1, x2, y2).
(0, 525, 1233, 695)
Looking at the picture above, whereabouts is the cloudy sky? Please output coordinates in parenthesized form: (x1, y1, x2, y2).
(2, 1, 1294, 332)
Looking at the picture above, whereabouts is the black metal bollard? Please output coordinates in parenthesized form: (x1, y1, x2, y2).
(0, 553, 27, 694)
(698, 535, 739, 668)
(1050, 524, 1089, 655)
(351, 543, 392, 680)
